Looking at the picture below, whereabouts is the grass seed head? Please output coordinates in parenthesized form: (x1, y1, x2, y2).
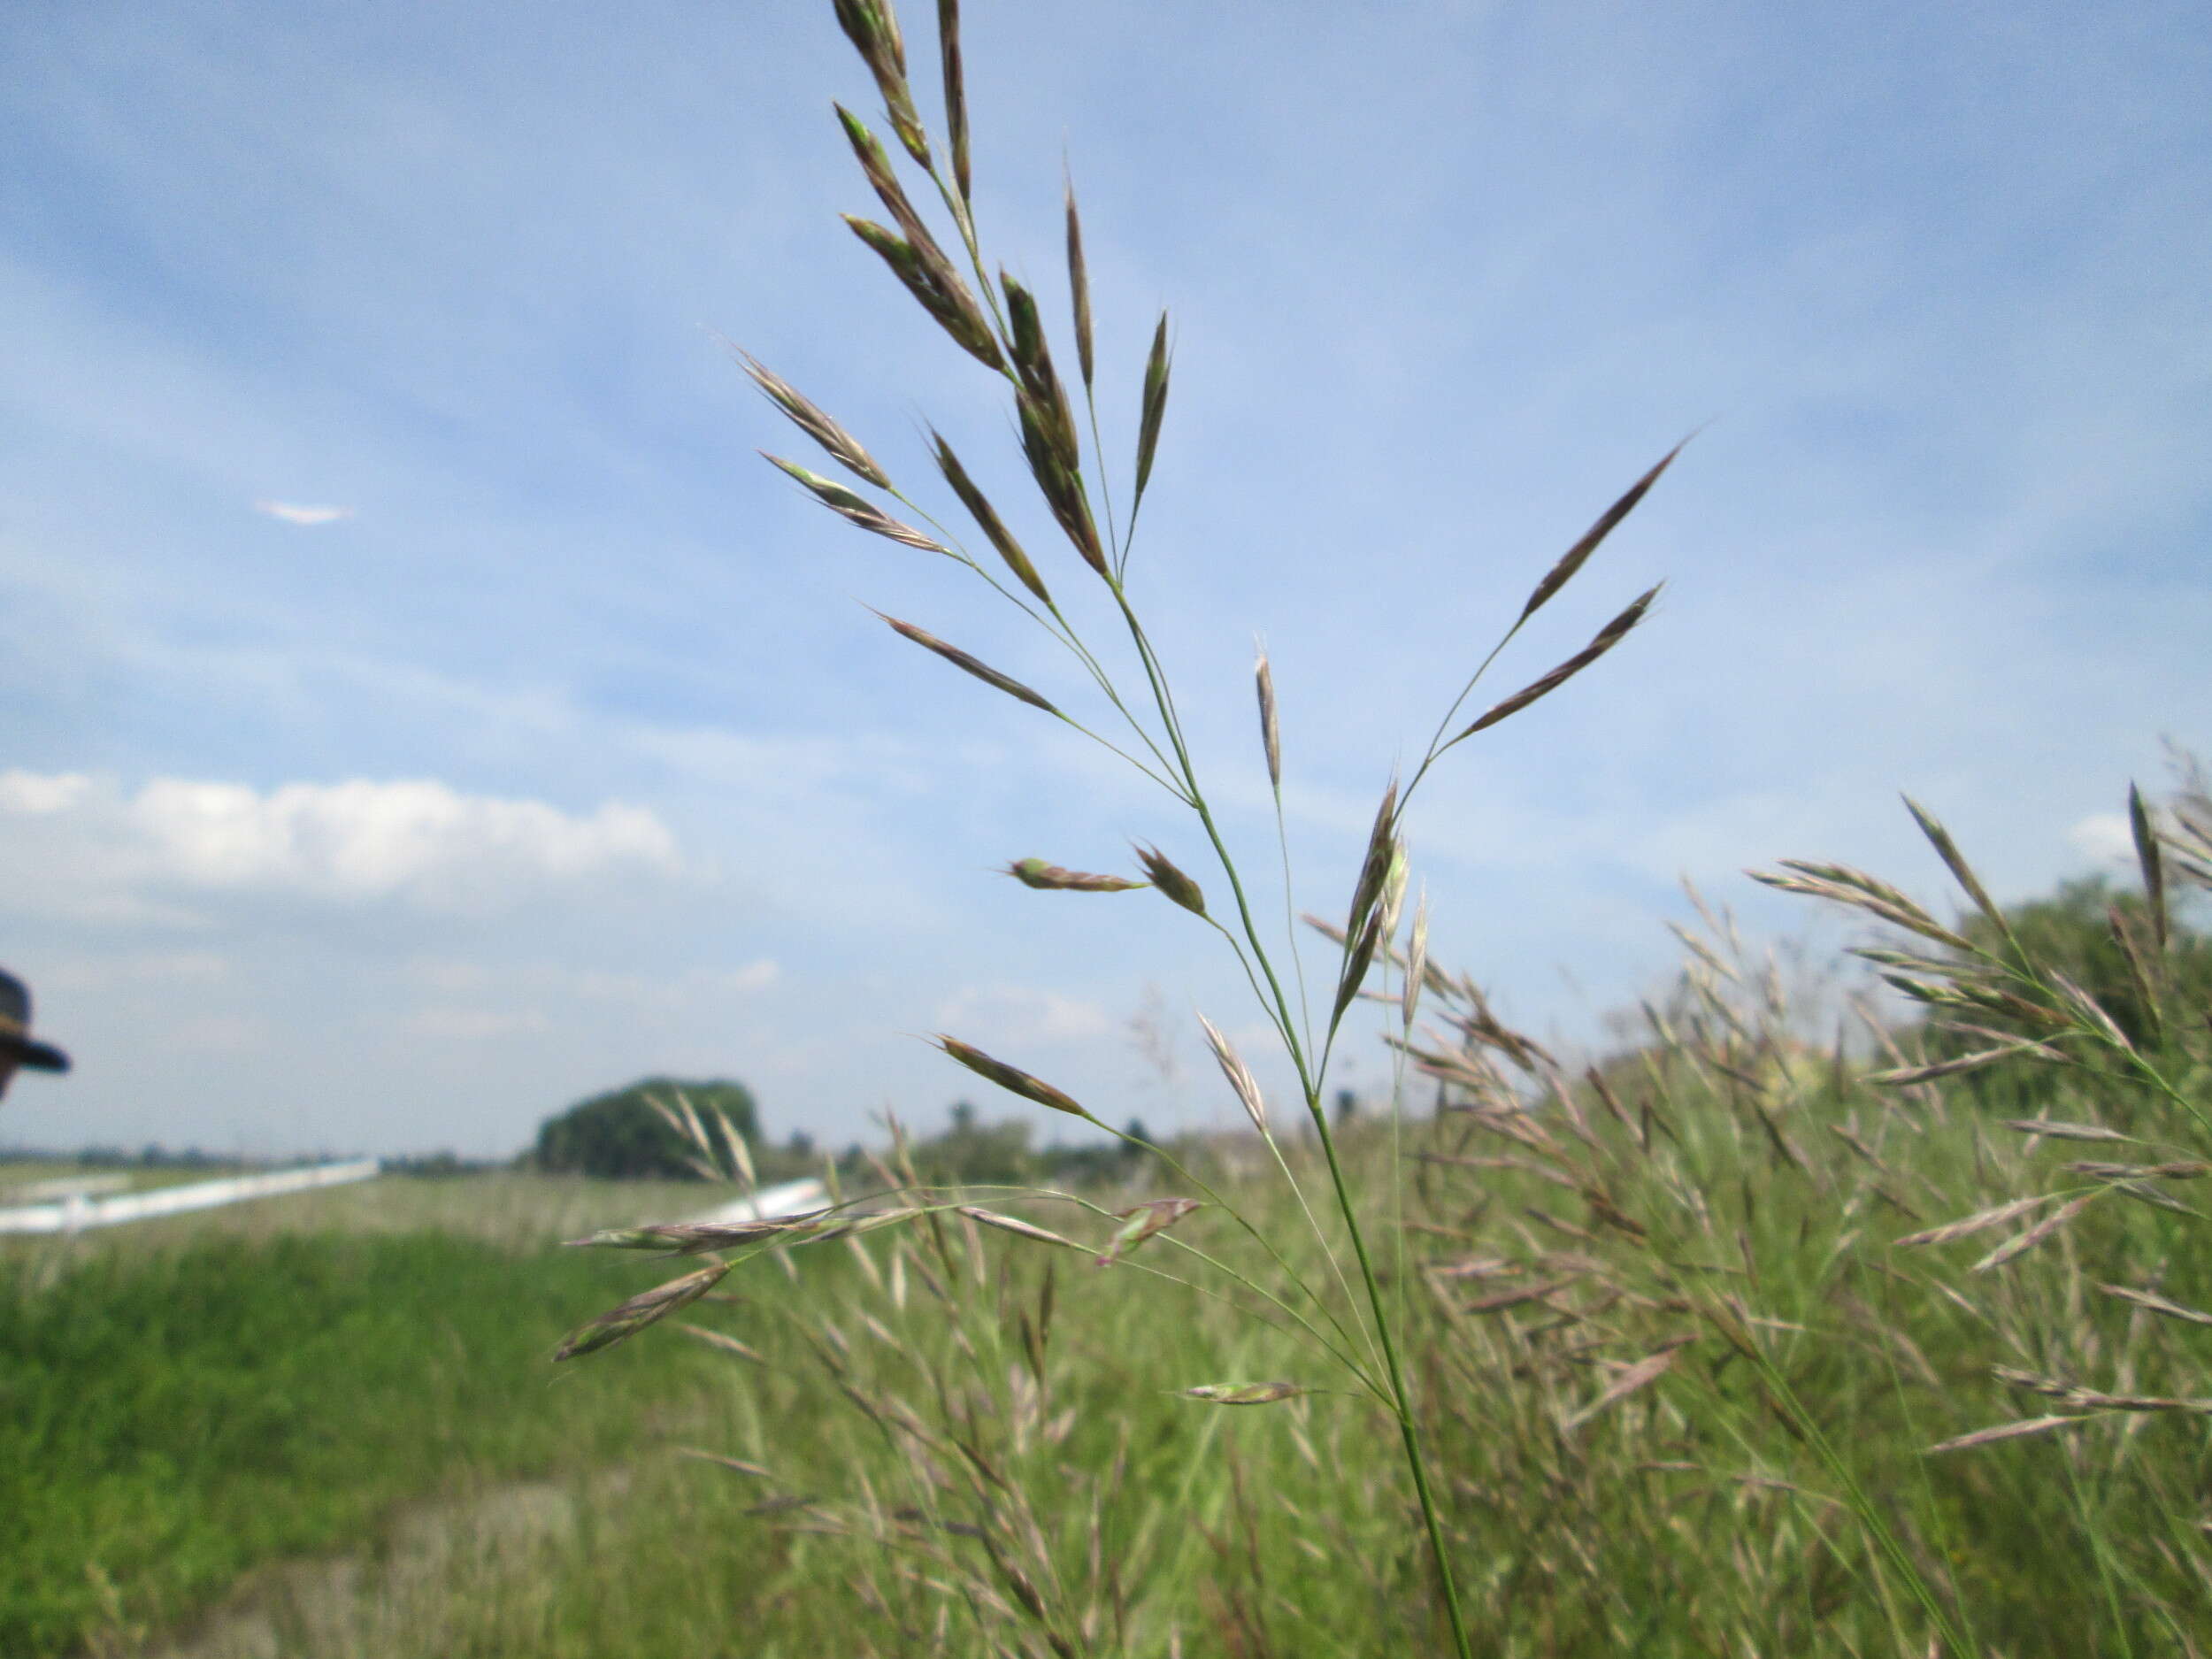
(1095, 1196, 1202, 1267)
(1135, 311, 1171, 502)
(566, 1217, 826, 1255)
(1901, 795, 2012, 943)
(1344, 778, 1402, 944)
(734, 348, 891, 488)
(874, 611, 1060, 714)
(1403, 890, 1431, 1034)
(1001, 272, 1080, 472)
(555, 1258, 733, 1362)
(955, 1205, 1084, 1249)
(833, 0, 931, 165)
(933, 1034, 1095, 1120)
(1179, 1381, 1304, 1405)
(1197, 1011, 1268, 1136)
(1005, 857, 1145, 892)
(1064, 180, 1094, 389)
(2129, 781, 2169, 950)
(1969, 1191, 2101, 1273)
(1133, 841, 1207, 916)
(1254, 645, 1281, 789)
(936, 0, 971, 201)
(1517, 443, 1683, 625)
(1924, 1415, 2090, 1455)
(1453, 585, 1660, 743)
(764, 453, 949, 552)
(929, 428, 1051, 603)
(1015, 392, 1108, 575)
(841, 215, 1004, 370)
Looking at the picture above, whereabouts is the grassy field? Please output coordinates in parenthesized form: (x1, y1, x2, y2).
(8, 927, 2210, 1659)
(0, 1177, 741, 1656)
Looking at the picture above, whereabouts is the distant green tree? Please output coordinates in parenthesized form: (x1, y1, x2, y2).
(532, 1078, 759, 1180)
(1922, 874, 2212, 1116)
(1939, 875, 2211, 1051)
(911, 1101, 1035, 1187)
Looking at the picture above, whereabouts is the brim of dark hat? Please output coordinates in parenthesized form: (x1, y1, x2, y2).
(4, 1038, 69, 1072)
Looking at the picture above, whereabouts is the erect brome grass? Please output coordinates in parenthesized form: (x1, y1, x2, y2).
(557, 5, 1689, 1655)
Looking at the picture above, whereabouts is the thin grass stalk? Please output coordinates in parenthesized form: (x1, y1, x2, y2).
(1098, 573, 1476, 1649)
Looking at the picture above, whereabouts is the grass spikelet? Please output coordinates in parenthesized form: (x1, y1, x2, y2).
(1402, 890, 1431, 1033)
(1179, 1381, 1304, 1406)
(1332, 910, 1386, 1026)
(1751, 863, 1978, 955)
(676, 1448, 775, 1479)
(555, 1259, 733, 1362)
(1865, 1042, 2065, 1085)
(2067, 1159, 2211, 1180)
(733, 349, 891, 487)
(1378, 838, 1410, 941)
(1995, 1366, 2212, 1414)
(2099, 1283, 2212, 1325)
(1901, 795, 2013, 944)
(1563, 1339, 1694, 1432)
(1517, 443, 1683, 625)
(1924, 1415, 2090, 1455)
(566, 1217, 826, 1255)
(1064, 179, 1094, 389)
(674, 1323, 765, 1363)
(933, 1035, 1094, 1119)
(929, 428, 1051, 603)
(936, 0, 970, 202)
(2129, 780, 2169, 950)
(1134, 312, 1171, 504)
(1000, 272, 1079, 471)
(1347, 780, 1401, 929)
(2047, 968, 2136, 1053)
(1133, 841, 1206, 916)
(1999, 1118, 2132, 1143)
(1196, 1011, 1268, 1135)
(1095, 1197, 1202, 1267)
(841, 215, 1003, 370)
(1016, 391, 1108, 575)
(1895, 1194, 2060, 1248)
(1448, 585, 1660, 746)
(1005, 857, 1145, 892)
(1254, 645, 1281, 789)
(832, 0, 929, 165)
(1969, 1191, 2101, 1272)
(835, 104, 932, 245)
(872, 611, 1061, 713)
(764, 453, 949, 551)
(954, 1206, 1084, 1250)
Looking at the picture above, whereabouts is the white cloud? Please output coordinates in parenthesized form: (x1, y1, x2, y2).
(0, 771, 91, 814)
(2068, 811, 2135, 867)
(253, 500, 354, 526)
(0, 770, 683, 919)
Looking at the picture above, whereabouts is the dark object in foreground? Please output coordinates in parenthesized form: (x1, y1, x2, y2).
(0, 968, 70, 1103)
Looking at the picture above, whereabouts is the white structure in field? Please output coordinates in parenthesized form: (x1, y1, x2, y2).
(0, 1159, 381, 1234)
(685, 1177, 828, 1225)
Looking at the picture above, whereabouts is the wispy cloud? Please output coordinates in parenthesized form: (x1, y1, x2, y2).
(253, 500, 354, 526)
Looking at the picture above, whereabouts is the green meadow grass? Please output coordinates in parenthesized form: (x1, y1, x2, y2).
(5, 982, 2210, 1659)
(0, 1198, 737, 1658)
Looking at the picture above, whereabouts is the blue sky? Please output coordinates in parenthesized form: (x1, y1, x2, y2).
(2, 0, 2206, 1157)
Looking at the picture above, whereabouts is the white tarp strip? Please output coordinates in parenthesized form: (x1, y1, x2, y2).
(685, 1177, 828, 1225)
(0, 1159, 382, 1234)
